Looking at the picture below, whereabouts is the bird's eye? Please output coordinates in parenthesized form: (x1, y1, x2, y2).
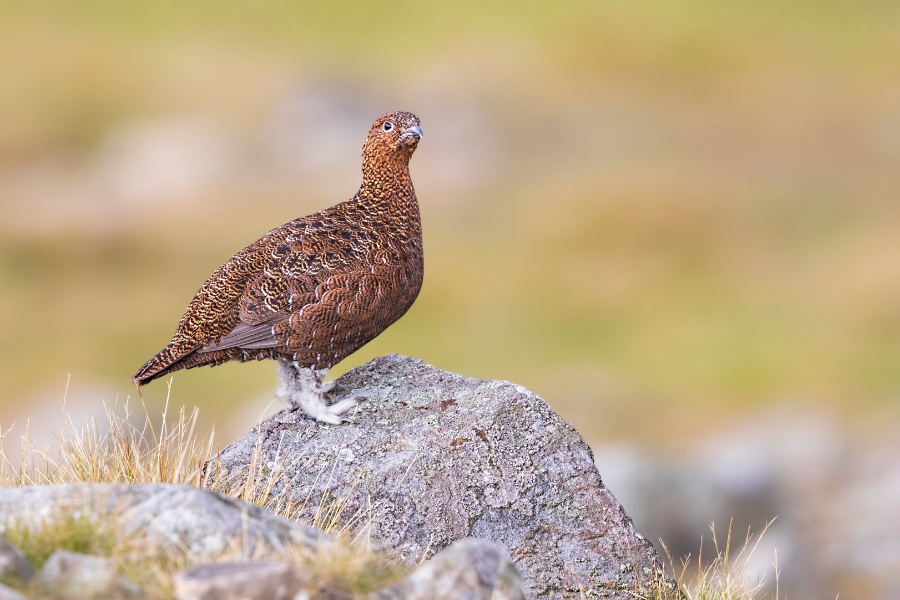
(383, 122, 394, 132)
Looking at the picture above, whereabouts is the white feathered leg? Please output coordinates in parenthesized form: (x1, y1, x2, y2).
(276, 359, 358, 424)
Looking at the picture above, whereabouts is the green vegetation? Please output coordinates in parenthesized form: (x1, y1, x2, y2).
(2, 511, 117, 570)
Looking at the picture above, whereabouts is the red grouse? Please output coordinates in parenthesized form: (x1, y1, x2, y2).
(133, 111, 424, 424)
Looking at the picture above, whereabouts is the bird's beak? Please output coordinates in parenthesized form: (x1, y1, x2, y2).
(399, 125, 423, 146)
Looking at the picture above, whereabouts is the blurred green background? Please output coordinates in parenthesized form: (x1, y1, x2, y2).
(2, 1, 900, 597)
(1, 0, 899, 444)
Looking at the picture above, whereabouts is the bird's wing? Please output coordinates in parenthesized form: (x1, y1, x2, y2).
(197, 213, 377, 355)
(196, 318, 285, 353)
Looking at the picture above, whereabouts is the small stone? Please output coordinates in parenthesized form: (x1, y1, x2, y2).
(0, 536, 34, 581)
(173, 561, 307, 600)
(370, 538, 525, 600)
(0, 583, 29, 600)
(39, 550, 141, 598)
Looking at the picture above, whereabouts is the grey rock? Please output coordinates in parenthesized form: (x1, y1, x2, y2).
(173, 561, 307, 600)
(0, 484, 322, 560)
(372, 538, 524, 600)
(0, 583, 29, 600)
(0, 536, 33, 581)
(212, 354, 675, 599)
(39, 550, 140, 598)
(116, 485, 321, 557)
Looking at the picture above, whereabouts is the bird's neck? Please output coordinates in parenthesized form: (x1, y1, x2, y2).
(356, 157, 421, 256)
(359, 157, 416, 210)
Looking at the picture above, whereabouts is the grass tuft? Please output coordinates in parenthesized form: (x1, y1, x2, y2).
(649, 521, 781, 600)
(0, 381, 213, 489)
(2, 511, 117, 570)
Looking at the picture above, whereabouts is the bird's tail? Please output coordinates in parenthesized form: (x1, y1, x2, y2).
(132, 341, 237, 386)
(132, 342, 183, 386)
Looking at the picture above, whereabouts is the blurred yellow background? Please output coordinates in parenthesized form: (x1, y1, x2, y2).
(1, 2, 899, 596)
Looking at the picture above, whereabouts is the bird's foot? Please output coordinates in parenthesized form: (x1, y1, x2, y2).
(302, 404, 343, 425)
(321, 391, 369, 423)
(327, 395, 360, 416)
(290, 391, 365, 425)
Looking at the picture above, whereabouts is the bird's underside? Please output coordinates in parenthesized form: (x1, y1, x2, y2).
(132, 111, 424, 424)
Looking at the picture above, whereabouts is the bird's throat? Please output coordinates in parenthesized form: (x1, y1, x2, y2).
(359, 158, 415, 209)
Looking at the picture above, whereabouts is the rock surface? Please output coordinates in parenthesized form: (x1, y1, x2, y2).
(372, 537, 525, 600)
(0, 535, 33, 582)
(173, 561, 307, 600)
(0, 484, 321, 558)
(212, 354, 674, 598)
(39, 550, 140, 598)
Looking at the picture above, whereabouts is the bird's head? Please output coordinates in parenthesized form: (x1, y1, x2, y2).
(362, 111, 422, 166)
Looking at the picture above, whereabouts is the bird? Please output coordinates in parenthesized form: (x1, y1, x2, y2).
(132, 111, 424, 424)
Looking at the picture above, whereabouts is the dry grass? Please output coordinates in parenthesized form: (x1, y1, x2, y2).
(652, 522, 781, 600)
(0, 380, 213, 488)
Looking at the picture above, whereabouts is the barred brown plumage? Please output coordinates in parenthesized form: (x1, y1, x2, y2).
(132, 111, 424, 423)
